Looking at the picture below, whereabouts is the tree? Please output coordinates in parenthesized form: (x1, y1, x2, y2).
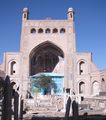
(0, 78, 4, 100)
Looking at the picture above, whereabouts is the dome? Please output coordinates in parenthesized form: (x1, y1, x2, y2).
(68, 7, 73, 12)
(23, 7, 29, 12)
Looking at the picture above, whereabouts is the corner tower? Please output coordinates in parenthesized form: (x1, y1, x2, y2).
(67, 8, 74, 20)
(63, 8, 76, 92)
(22, 7, 29, 21)
(67, 7, 76, 53)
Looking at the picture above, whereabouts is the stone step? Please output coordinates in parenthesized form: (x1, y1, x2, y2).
(25, 96, 63, 113)
(25, 97, 57, 113)
(39, 99, 51, 102)
(34, 106, 57, 112)
(25, 105, 57, 114)
(37, 102, 52, 107)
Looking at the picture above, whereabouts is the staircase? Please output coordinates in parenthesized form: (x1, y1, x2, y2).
(25, 95, 58, 114)
(34, 95, 57, 113)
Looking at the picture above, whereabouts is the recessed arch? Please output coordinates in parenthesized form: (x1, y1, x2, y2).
(45, 28, 51, 33)
(30, 28, 36, 33)
(53, 28, 58, 33)
(60, 28, 65, 33)
(79, 81, 85, 94)
(38, 28, 43, 33)
(9, 60, 17, 75)
(29, 41, 64, 75)
(77, 59, 88, 75)
(101, 78, 106, 92)
(92, 81, 100, 95)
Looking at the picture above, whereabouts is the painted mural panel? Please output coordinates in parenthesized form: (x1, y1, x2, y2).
(31, 73, 64, 95)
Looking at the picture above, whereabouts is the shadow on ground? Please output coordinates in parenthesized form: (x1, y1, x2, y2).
(30, 115, 106, 120)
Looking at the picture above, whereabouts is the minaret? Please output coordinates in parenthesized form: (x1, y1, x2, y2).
(67, 7, 76, 52)
(20, 7, 29, 52)
(64, 8, 76, 92)
(22, 7, 29, 21)
(67, 7, 74, 21)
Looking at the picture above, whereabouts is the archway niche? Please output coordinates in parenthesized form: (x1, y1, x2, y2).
(10, 61, 17, 75)
(29, 41, 64, 76)
(79, 81, 85, 94)
(101, 78, 106, 92)
(92, 81, 99, 95)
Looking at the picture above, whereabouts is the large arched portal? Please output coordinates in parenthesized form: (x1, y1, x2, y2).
(29, 41, 64, 76)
